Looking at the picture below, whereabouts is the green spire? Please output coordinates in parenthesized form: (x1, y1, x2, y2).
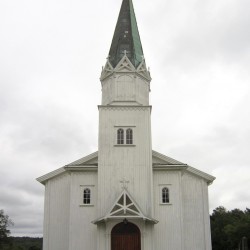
(108, 0, 144, 68)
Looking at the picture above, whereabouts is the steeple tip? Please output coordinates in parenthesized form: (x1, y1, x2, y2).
(108, 0, 144, 68)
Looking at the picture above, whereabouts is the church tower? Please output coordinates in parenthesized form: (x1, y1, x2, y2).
(96, 0, 155, 248)
(98, 0, 153, 218)
(37, 0, 215, 249)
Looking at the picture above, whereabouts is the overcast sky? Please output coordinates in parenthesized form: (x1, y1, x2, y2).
(0, 0, 249, 237)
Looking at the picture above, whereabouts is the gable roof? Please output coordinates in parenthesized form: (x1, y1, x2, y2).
(66, 151, 98, 166)
(37, 150, 215, 185)
(36, 152, 98, 184)
(92, 189, 158, 224)
(68, 150, 186, 166)
(152, 150, 215, 184)
(152, 150, 186, 165)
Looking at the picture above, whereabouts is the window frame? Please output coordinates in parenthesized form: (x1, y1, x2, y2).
(114, 126, 136, 146)
(117, 128, 124, 145)
(83, 188, 91, 204)
(162, 187, 169, 204)
(126, 128, 133, 144)
(159, 184, 172, 205)
(80, 185, 95, 207)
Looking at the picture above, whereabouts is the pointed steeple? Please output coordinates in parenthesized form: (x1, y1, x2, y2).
(108, 0, 144, 68)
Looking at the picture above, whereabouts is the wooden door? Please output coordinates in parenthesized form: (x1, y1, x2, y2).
(111, 222, 141, 250)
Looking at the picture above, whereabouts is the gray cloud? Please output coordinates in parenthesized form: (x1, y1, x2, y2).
(0, 0, 250, 236)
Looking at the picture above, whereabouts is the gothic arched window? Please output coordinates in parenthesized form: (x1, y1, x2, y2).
(117, 129, 124, 144)
(162, 187, 169, 203)
(83, 188, 91, 204)
(126, 129, 133, 144)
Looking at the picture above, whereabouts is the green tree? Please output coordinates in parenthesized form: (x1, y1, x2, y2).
(0, 210, 14, 248)
(211, 206, 250, 250)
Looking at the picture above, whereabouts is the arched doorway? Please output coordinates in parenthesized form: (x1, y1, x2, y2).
(111, 221, 141, 250)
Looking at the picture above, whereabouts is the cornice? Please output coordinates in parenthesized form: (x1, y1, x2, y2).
(37, 165, 98, 185)
(98, 105, 152, 111)
(153, 165, 188, 171)
(64, 166, 98, 171)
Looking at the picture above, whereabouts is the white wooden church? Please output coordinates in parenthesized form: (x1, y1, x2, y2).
(37, 0, 215, 249)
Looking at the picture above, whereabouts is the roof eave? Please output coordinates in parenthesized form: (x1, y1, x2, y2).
(92, 216, 158, 225)
(186, 166, 216, 184)
(36, 167, 66, 185)
(36, 165, 98, 185)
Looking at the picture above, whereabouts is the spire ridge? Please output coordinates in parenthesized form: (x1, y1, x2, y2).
(108, 0, 144, 68)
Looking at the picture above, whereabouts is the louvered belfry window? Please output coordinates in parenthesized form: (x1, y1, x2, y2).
(117, 129, 124, 144)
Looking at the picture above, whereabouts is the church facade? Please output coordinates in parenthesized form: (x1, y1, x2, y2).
(37, 0, 215, 249)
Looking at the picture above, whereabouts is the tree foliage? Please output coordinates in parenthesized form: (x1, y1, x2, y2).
(0, 237, 42, 250)
(0, 209, 14, 247)
(211, 206, 250, 250)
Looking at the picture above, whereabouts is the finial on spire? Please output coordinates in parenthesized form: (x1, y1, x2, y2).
(108, 0, 144, 68)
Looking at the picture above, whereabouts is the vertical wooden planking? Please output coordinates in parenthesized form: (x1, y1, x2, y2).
(153, 170, 183, 250)
(45, 173, 70, 250)
(181, 173, 212, 250)
(98, 106, 153, 217)
(69, 171, 98, 250)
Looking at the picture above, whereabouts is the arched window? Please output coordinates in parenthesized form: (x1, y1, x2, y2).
(126, 129, 133, 144)
(162, 187, 169, 203)
(83, 188, 91, 204)
(117, 129, 124, 144)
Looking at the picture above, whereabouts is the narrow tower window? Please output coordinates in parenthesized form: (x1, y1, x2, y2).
(162, 187, 169, 203)
(83, 188, 91, 204)
(117, 129, 124, 144)
(126, 129, 133, 144)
